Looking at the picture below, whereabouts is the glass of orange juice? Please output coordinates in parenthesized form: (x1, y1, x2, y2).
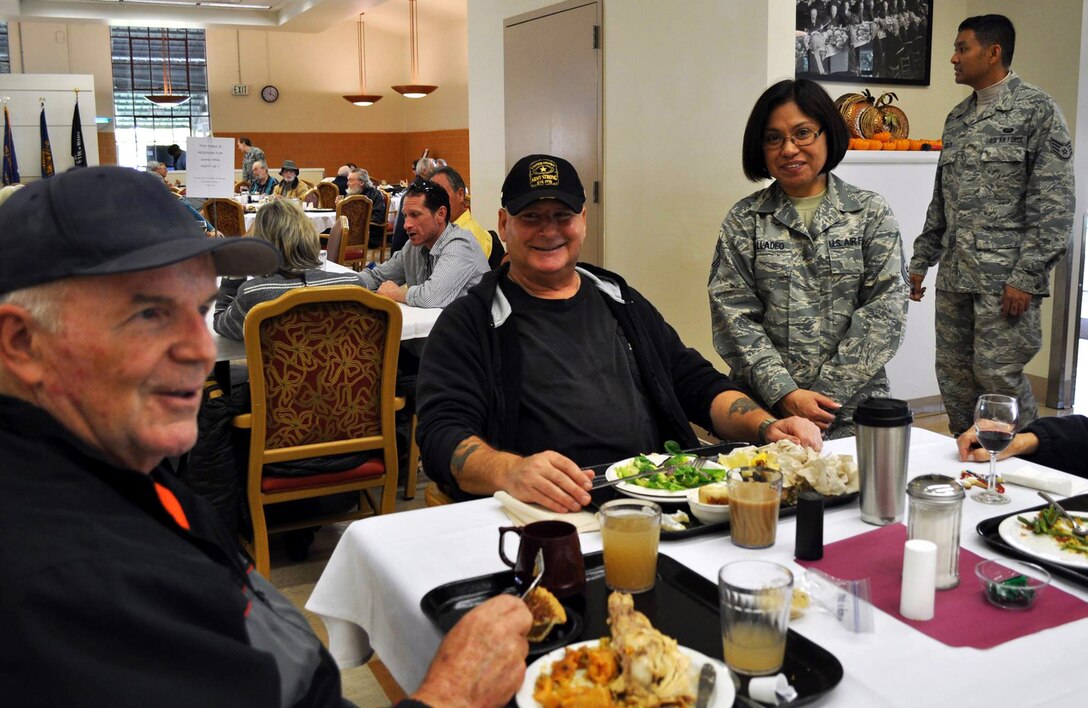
(598, 499, 661, 593)
(718, 561, 793, 676)
(727, 467, 783, 549)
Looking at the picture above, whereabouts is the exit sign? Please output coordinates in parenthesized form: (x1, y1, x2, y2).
(232, 84, 249, 96)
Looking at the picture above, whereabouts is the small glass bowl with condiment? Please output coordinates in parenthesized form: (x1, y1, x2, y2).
(975, 558, 1050, 610)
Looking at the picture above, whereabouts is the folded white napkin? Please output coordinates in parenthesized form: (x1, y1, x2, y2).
(494, 491, 599, 532)
(1004, 465, 1088, 497)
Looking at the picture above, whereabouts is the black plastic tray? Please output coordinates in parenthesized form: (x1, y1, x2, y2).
(976, 492, 1088, 590)
(421, 552, 844, 706)
(588, 442, 859, 540)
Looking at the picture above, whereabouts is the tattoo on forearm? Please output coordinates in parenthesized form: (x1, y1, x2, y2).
(450, 441, 482, 477)
(728, 398, 761, 417)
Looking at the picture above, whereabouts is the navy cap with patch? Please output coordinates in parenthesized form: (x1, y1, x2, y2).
(500, 154, 585, 215)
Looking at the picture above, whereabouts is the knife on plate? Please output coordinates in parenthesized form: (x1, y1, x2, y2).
(695, 662, 716, 708)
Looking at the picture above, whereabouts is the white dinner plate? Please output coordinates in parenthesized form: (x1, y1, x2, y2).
(516, 639, 734, 707)
(604, 456, 726, 503)
(997, 510, 1088, 569)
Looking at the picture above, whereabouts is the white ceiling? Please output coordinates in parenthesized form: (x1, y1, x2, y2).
(2, 0, 399, 32)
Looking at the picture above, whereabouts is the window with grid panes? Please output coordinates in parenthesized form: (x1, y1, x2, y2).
(0, 22, 11, 73)
(110, 27, 210, 169)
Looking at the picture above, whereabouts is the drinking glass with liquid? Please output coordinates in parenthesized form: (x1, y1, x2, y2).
(718, 561, 793, 676)
(727, 467, 783, 549)
(598, 499, 661, 593)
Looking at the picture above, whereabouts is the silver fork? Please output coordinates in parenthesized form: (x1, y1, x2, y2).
(1038, 492, 1088, 538)
(520, 549, 546, 599)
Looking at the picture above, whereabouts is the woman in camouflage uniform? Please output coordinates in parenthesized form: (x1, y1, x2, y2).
(709, 79, 908, 439)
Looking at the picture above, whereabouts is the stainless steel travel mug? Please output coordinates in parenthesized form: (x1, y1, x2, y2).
(854, 397, 912, 525)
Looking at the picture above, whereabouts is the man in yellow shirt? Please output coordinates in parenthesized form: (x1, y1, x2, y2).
(273, 159, 310, 200)
(431, 165, 492, 259)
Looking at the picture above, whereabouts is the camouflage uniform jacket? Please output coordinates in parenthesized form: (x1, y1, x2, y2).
(241, 146, 266, 184)
(709, 173, 909, 416)
(909, 74, 1075, 295)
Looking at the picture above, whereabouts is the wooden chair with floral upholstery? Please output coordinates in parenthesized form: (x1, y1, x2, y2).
(201, 198, 246, 237)
(301, 187, 320, 208)
(315, 181, 339, 210)
(334, 194, 374, 270)
(369, 189, 393, 263)
(231, 285, 404, 576)
(234, 179, 250, 193)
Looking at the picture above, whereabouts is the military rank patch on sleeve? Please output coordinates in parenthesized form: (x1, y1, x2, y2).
(1050, 137, 1073, 160)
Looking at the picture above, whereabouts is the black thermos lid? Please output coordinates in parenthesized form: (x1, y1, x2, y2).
(853, 397, 913, 428)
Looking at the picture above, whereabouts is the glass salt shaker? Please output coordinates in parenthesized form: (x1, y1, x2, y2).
(907, 474, 965, 589)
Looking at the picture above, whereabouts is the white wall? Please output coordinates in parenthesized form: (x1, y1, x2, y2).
(0, 74, 99, 179)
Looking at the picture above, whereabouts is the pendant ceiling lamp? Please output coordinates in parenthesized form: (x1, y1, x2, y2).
(144, 29, 190, 107)
(343, 13, 383, 106)
(392, 0, 437, 98)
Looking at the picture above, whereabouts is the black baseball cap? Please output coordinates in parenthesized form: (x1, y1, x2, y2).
(500, 154, 585, 215)
(0, 166, 280, 295)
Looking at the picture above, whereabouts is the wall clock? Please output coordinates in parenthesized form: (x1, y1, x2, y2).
(261, 85, 280, 103)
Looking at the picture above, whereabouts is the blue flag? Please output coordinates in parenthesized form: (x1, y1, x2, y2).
(40, 106, 54, 178)
(71, 101, 87, 167)
(2, 105, 19, 186)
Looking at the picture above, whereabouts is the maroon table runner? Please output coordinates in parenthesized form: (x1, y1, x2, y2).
(797, 524, 1088, 649)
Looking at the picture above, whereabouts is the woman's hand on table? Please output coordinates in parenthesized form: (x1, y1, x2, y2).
(778, 389, 840, 431)
(958, 429, 1039, 462)
(766, 416, 824, 452)
(411, 594, 532, 708)
(503, 451, 594, 513)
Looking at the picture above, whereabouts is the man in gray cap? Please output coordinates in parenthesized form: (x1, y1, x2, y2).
(0, 166, 529, 706)
(274, 158, 311, 200)
(416, 155, 822, 512)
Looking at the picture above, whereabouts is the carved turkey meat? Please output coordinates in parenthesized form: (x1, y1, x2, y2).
(607, 591, 695, 706)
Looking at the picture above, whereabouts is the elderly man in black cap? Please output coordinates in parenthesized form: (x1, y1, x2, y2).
(0, 166, 532, 706)
(416, 155, 823, 512)
(273, 158, 310, 200)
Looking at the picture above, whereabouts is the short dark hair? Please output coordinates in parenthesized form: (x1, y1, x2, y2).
(166, 144, 181, 157)
(431, 165, 466, 194)
(404, 180, 450, 224)
(238, 136, 253, 147)
(740, 79, 849, 182)
(959, 14, 1015, 68)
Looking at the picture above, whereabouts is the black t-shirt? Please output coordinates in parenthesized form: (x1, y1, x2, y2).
(499, 275, 659, 467)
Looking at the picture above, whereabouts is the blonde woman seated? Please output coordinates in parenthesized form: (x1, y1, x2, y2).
(213, 199, 364, 340)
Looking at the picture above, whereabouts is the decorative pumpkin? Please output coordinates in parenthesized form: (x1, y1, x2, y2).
(836, 90, 910, 140)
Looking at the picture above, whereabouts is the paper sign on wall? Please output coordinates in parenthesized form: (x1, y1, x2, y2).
(184, 137, 235, 198)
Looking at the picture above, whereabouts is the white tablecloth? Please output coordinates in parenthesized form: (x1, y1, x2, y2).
(209, 262, 441, 362)
(243, 209, 338, 233)
(305, 428, 1088, 705)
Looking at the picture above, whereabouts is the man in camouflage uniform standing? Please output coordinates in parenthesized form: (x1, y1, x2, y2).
(909, 14, 1075, 435)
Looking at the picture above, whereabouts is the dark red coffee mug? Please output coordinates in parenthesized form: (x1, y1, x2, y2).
(498, 520, 586, 598)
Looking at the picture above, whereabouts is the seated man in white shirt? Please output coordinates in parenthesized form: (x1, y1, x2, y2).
(357, 180, 488, 309)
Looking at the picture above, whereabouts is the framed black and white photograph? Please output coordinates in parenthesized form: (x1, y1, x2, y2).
(795, 0, 933, 86)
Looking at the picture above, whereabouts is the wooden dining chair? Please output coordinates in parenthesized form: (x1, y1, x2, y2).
(369, 190, 392, 263)
(234, 179, 250, 194)
(301, 187, 320, 208)
(325, 215, 350, 265)
(231, 285, 404, 576)
(315, 181, 339, 210)
(201, 198, 246, 237)
(335, 194, 374, 271)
